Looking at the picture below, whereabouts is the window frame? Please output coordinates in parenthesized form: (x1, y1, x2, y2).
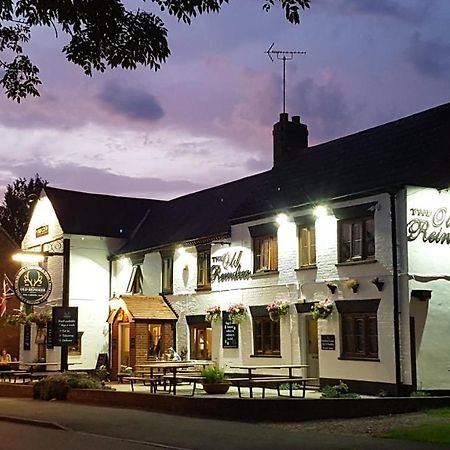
(340, 312, 378, 360)
(253, 234, 278, 273)
(126, 265, 143, 294)
(252, 316, 281, 356)
(298, 223, 316, 268)
(160, 251, 174, 295)
(196, 245, 211, 291)
(338, 216, 375, 263)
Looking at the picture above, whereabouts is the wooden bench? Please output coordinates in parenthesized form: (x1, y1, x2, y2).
(230, 377, 318, 398)
(123, 375, 161, 393)
(162, 374, 204, 396)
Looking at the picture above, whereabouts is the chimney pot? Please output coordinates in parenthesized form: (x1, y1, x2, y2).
(292, 115, 300, 123)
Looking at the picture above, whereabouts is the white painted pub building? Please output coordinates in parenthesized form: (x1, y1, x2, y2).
(20, 102, 450, 395)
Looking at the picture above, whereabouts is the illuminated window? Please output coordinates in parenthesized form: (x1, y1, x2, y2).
(298, 224, 316, 267)
(127, 265, 143, 294)
(68, 332, 84, 356)
(338, 217, 374, 262)
(160, 251, 174, 294)
(196, 245, 211, 290)
(189, 324, 212, 360)
(148, 324, 162, 358)
(249, 223, 278, 273)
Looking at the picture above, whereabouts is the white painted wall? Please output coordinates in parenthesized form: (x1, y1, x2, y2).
(406, 186, 450, 390)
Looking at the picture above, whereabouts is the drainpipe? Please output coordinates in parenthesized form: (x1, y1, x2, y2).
(390, 191, 402, 396)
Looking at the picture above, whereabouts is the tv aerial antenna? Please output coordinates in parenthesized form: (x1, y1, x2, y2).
(266, 43, 306, 114)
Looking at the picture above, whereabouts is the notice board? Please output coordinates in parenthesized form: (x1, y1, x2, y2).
(222, 311, 238, 348)
(52, 306, 78, 346)
(321, 334, 336, 351)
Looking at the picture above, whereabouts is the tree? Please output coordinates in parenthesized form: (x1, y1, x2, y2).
(0, 0, 311, 102)
(0, 174, 47, 244)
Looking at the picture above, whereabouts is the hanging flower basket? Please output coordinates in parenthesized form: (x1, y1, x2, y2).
(266, 300, 290, 322)
(227, 303, 247, 324)
(344, 278, 359, 293)
(311, 299, 334, 320)
(5, 310, 52, 327)
(205, 305, 221, 323)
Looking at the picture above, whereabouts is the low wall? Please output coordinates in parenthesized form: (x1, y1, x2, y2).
(2, 383, 450, 423)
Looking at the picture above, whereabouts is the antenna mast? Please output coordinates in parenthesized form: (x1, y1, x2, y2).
(266, 43, 306, 114)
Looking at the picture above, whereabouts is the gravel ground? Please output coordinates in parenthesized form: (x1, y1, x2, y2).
(271, 411, 450, 437)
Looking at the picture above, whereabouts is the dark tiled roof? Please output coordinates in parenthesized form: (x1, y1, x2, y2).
(45, 187, 165, 238)
(232, 102, 450, 221)
(118, 172, 267, 254)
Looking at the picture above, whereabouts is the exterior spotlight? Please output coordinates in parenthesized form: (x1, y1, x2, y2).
(314, 205, 328, 218)
(177, 246, 186, 255)
(12, 252, 45, 263)
(276, 213, 289, 226)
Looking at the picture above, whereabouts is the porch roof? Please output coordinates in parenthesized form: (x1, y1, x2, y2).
(115, 295, 177, 321)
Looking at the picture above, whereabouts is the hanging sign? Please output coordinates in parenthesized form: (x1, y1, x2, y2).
(23, 324, 31, 351)
(14, 266, 52, 305)
(52, 306, 78, 346)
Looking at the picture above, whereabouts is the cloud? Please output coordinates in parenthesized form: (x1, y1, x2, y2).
(317, 0, 428, 24)
(288, 76, 355, 142)
(0, 158, 204, 200)
(245, 157, 270, 172)
(98, 82, 165, 121)
(405, 32, 450, 81)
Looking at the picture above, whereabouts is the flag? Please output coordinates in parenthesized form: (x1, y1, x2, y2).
(0, 274, 15, 318)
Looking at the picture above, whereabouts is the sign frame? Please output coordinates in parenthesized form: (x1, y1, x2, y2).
(14, 265, 53, 306)
(52, 306, 78, 346)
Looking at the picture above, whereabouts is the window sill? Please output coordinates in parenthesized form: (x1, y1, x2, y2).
(251, 270, 279, 279)
(336, 259, 377, 267)
(338, 356, 380, 362)
(295, 265, 317, 271)
(195, 286, 211, 292)
(250, 354, 282, 358)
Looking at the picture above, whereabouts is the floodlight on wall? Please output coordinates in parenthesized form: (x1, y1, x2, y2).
(314, 205, 328, 218)
(12, 252, 45, 263)
(276, 213, 289, 226)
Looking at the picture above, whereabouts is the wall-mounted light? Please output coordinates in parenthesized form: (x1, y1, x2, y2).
(314, 205, 328, 218)
(12, 252, 45, 263)
(276, 213, 289, 226)
(177, 246, 186, 255)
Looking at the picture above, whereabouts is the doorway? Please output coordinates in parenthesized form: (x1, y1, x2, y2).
(305, 315, 319, 380)
(119, 323, 130, 368)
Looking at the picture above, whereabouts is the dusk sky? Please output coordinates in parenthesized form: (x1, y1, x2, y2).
(1, 0, 449, 200)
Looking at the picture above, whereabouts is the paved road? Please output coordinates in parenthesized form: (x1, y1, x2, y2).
(0, 398, 447, 450)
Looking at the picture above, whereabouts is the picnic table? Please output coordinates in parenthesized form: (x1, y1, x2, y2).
(229, 364, 310, 398)
(135, 361, 212, 395)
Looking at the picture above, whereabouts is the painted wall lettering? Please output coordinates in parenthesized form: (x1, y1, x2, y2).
(211, 250, 251, 282)
(407, 206, 450, 244)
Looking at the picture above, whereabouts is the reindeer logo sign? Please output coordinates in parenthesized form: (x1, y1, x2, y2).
(14, 266, 52, 305)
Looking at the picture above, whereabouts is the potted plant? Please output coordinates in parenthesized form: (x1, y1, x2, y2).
(205, 305, 221, 323)
(311, 299, 334, 320)
(326, 283, 338, 294)
(266, 300, 290, 322)
(227, 303, 247, 324)
(372, 277, 384, 292)
(344, 278, 359, 293)
(201, 365, 230, 394)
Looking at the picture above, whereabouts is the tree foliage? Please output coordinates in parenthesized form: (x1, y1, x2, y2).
(0, 174, 47, 244)
(0, 0, 311, 102)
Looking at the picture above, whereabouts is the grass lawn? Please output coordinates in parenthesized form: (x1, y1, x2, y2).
(383, 408, 450, 445)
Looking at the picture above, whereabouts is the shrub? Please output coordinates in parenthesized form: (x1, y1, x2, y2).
(201, 365, 225, 384)
(33, 372, 109, 401)
(320, 381, 360, 399)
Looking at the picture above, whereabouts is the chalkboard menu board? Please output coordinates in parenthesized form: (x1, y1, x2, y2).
(46, 320, 54, 349)
(23, 324, 31, 351)
(222, 311, 238, 348)
(52, 306, 78, 346)
(321, 334, 336, 351)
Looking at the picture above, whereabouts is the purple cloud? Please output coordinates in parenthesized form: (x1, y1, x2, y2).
(98, 82, 165, 121)
(406, 32, 450, 81)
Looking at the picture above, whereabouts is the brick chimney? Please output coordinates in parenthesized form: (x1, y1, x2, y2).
(273, 113, 308, 166)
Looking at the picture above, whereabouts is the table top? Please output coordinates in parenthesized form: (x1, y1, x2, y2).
(230, 364, 308, 370)
(16, 362, 60, 367)
(136, 362, 198, 369)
